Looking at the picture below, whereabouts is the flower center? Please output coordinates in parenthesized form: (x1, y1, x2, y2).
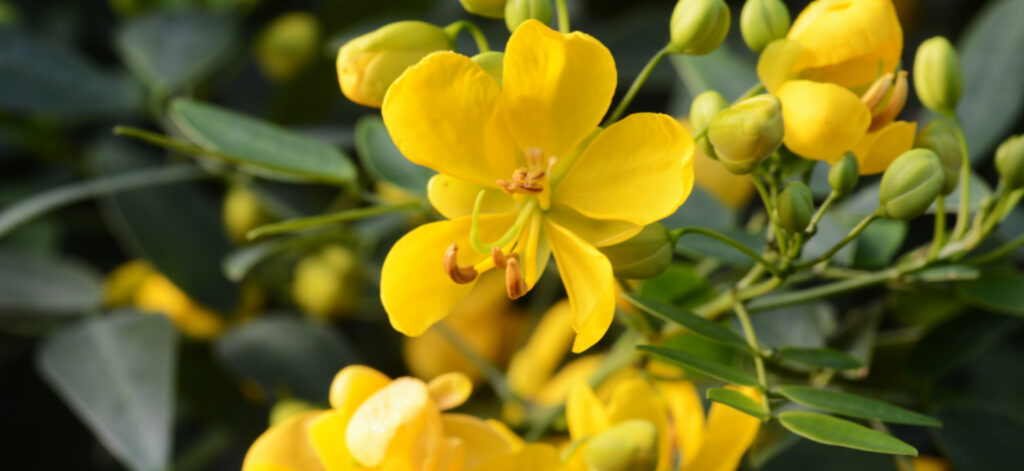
(497, 147, 557, 195)
(860, 70, 908, 132)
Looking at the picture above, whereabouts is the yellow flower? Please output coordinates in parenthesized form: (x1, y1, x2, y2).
(757, 0, 915, 174)
(104, 260, 225, 339)
(565, 372, 762, 471)
(380, 20, 695, 353)
(292, 245, 361, 321)
(242, 365, 564, 471)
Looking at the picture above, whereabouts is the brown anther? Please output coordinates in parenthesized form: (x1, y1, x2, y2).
(443, 243, 478, 284)
(860, 73, 894, 111)
(504, 254, 527, 300)
(868, 71, 909, 132)
(491, 246, 507, 269)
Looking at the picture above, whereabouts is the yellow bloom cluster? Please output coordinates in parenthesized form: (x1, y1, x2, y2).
(104, 260, 225, 339)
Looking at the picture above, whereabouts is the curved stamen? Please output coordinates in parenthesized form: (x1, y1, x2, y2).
(469, 190, 538, 255)
(443, 243, 478, 284)
(505, 254, 527, 299)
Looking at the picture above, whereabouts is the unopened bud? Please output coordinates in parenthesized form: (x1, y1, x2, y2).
(460, 0, 507, 18)
(336, 21, 453, 108)
(913, 36, 963, 115)
(995, 135, 1024, 190)
(472, 51, 504, 87)
(878, 149, 945, 220)
(505, 0, 552, 32)
(707, 94, 784, 174)
(690, 90, 729, 159)
(269, 398, 316, 426)
(740, 0, 790, 53)
(778, 182, 813, 233)
(914, 120, 963, 195)
(598, 223, 673, 280)
(256, 12, 320, 82)
(583, 419, 659, 471)
(223, 185, 270, 244)
(293, 245, 361, 320)
(828, 152, 860, 197)
(669, 0, 731, 55)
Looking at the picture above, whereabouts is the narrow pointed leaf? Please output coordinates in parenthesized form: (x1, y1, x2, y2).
(354, 115, 433, 196)
(777, 386, 941, 427)
(0, 249, 102, 317)
(707, 387, 769, 421)
(956, 274, 1024, 316)
(625, 293, 748, 348)
(777, 347, 863, 371)
(778, 411, 918, 456)
(639, 345, 759, 387)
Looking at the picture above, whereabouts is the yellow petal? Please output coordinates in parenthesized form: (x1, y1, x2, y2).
(329, 365, 391, 412)
(566, 382, 609, 440)
(533, 354, 603, 406)
(777, 80, 871, 162)
(434, 436, 466, 471)
(470, 443, 563, 471)
(345, 377, 442, 467)
(503, 20, 616, 161)
(428, 372, 473, 410)
(380, 212, 519, 336)
(243, 411, 326, 471)
(605, 377, 673, 471)
(518, 212, 551, 290)
(507, 300, 575, 398)
(659, 381, 705, 470)
(308, 410, 354, 471)
(427, 174, 518, 220)
(554, 113, 694, 226)
(546, 203, 643, 248)
(382, 51, 518, 187)
(544, 219, 616, 353)
(852, 120, 917, 175)
(757, 39, 804, 93)
(442, 413, 514, 468)
(485, 418, 526, 451)
(687, 386, 762, 471)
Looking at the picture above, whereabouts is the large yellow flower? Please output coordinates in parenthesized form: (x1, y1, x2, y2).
(758, 0, 915, 174)
(380, 20, 695, 353)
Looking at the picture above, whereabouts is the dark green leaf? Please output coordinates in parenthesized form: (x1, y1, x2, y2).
(932, 403, 1024, 471)
(170, 98, 357, 185)
(909, 312, 1018, 380)
(671, 44, 757, 101)
(661, 186, 736, 231)
(638, 345, 760, 387)
(957, 274, 1024, 316)
(853, 219, 906, 268)
(777, 348, 863, 371)
(354, 115, 433, 196)
(778, 411, 917, 456)
(707, 387, 768, 421)
(37, 312, 177, 471)
(116, 10, 238, 91)
(757, 433, 898, 471)
(674, 227, 763, 265)
(216, 316, 356, 401)
(0, 249, 101, 318)
(777, 386, 940, 427)
(745, 302, 837, 349)
(636, 263, 714, 308)
(624, 293, 748, 348)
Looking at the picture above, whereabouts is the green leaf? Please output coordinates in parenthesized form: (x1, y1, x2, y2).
(354, 115, 434, 196)
(778, 411, 917, 456)
(746, 302, 837, 349)
(115, 10, 238, 91)
(674, 227, 763, 266)
(908, 312, 1018, 380)
(956, 0, 1024, 162)
(707, 387, 768, 421)
(957, 274, 1024, 316)
(776, 348, 863, 371)
(0, 27, 140, 117)
(905, 265, 980, 283)
(37, 312, 177, 471)
(247, 202, 421, 240)
(636, 263, 714, 308)
(932, 402, 1024, 471)
(624, 293, 748, 348)
(671, 44, 757, 101)
(638, 345, 760, 387)
(0, 249, 102, 318)
(777, 386, 940, 427)
(853, 219, 906, 268)
(216, 316, 356, 401)
(170, 98, 357, 185)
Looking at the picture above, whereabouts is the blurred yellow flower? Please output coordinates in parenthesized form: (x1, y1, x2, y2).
(293, 245, 361, 321)
(256, 12, 320, 82)
(104, 260, 225, 339)
(758, 0, 915, 174)
(380, 20, 694, 353)
(242, 365, 563, 471)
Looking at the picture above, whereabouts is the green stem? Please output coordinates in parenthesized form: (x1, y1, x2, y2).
(246, 201, 422, 240)
(798, 213, 877, 268)
(751, 175, 788, 249)
(805, 192, 837, 236)
(671, 226, 783, 278)
(927, 195, 947, 260)
(554, 0, 570, 33)
(603, 46, 671, 126)
(966, 233, 1024, 265)
(444, 20, 490, 53)
(434, 322, 515, 402)
(692, 276, 781, 320)
(747, 267, 901, 312)
(0, 165, 206, 238)
(734, 82, 766, 103)
(734, 300, 770, 409)
(950, 119, 972, 241)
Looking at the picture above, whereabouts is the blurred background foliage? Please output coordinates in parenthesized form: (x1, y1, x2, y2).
(0, 0, 1022, 470)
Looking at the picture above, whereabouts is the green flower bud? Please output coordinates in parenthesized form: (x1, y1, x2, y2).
(583, 419, 658, 471)
(293, 245, 361, 320)
(669, 0, 731, 55)
(828, 152, 860, 197)
(460, 0, 507, 19)
(471, 51, 505, 87)
(913, 36, 963, 115)
(778, 182, 813, 233)
(269, 398, 316, 426)
(878, 149, 946, 220)
(740, 0, 790, 53)
(336, 21, 453, 108)
(222, 185, 271, 244)
(505, 0, 552, 33)
(598, 223, 673, 280)
(914, 120, 963, 195)
(689, 90, 729, 159)
(707, 94, 784, 174)
(995, 134, 1024, 190)
(256, 12, 320, 82)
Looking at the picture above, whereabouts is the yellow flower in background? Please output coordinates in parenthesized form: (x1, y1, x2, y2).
(380, 20, 695, 353)
(293, 245, 361, 321)
(255, 12, 320, 82)
(758, 0, 915, 174)
(104, 260, 225, 339)
(242, 365, 563, 471)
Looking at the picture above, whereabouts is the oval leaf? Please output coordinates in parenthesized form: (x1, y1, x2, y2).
(778, 411, 918, 456)
(777, 386, 940, 427)
(354, 115, 434, 196)
(626, 293, 748, 348)
(0, 249, 102, 318)
(707, 387, 769, 421)
(638, 345, 760, 387)
(170, 98, 356, 185)
(777, 348, 863, 371)
(956, 274, 1024, 316)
